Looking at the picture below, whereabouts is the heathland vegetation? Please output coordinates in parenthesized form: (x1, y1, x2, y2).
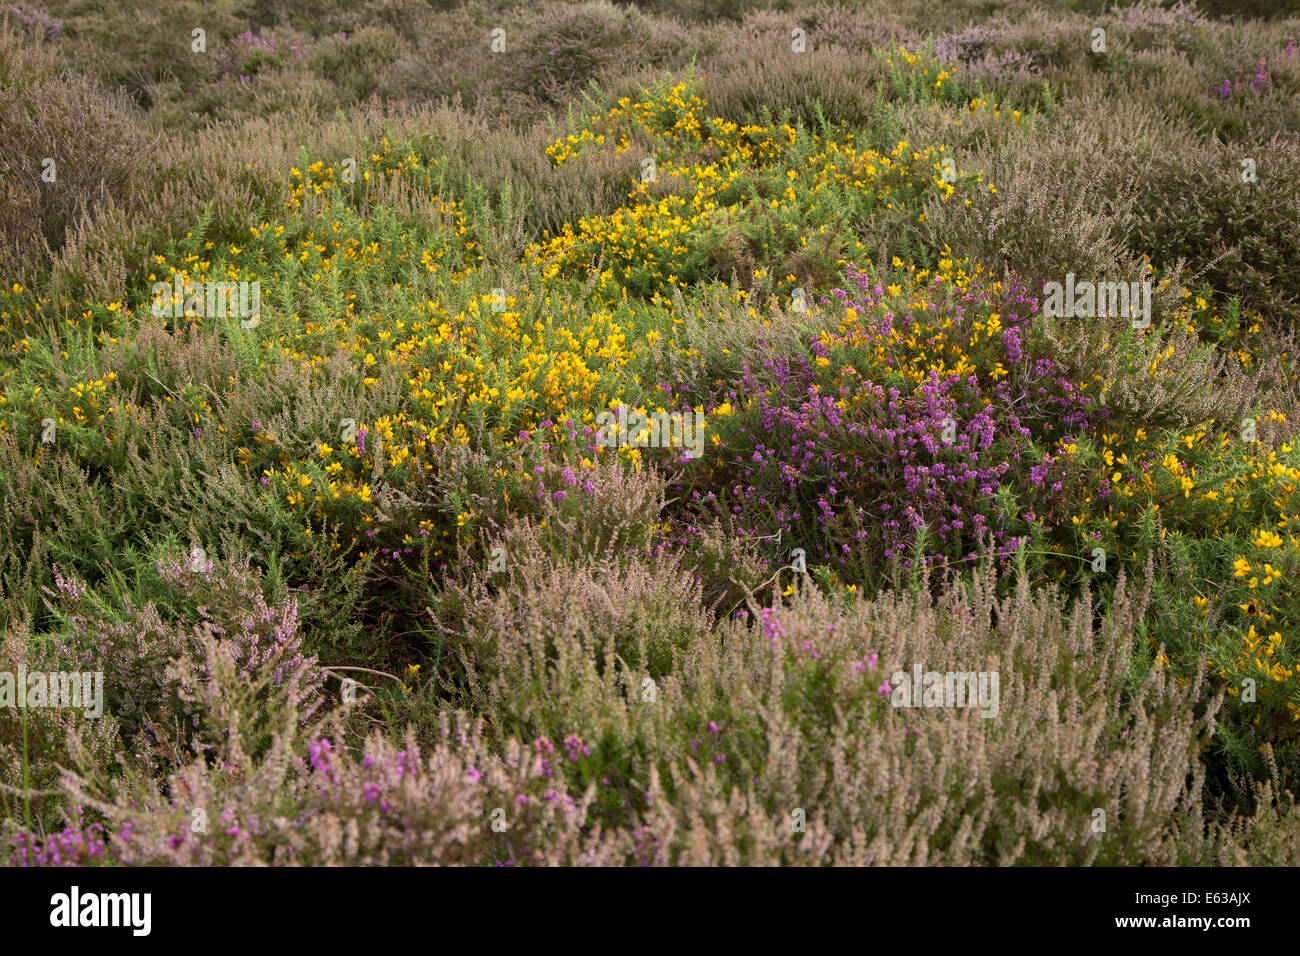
(3, 0, 1300, 864)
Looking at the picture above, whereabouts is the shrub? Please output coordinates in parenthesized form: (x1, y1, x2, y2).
(0, 23, 150, 275)
(17, 560, 1285, 865)
(0, 613, 119, 833)
(498, 1, 692, 111)
(700, 39, 890, 130)
(914, 97, 1154, 296)
(1132, 136, 1300, 324)
(675, 259, 1093, 582)
(32, 0, 245, 105)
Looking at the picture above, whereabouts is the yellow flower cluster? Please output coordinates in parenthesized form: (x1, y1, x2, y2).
(138, 138, 724, 554)
(532, 83, 958, 302)
(1064, 414, 1300, 719)
(818, 254, 998, 391)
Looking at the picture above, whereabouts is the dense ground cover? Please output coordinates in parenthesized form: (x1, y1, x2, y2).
(3, 0, 1300, 865)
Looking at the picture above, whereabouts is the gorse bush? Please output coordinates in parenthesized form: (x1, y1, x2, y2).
(534, 77, 970, 297)
(4, 0, 1300, 866)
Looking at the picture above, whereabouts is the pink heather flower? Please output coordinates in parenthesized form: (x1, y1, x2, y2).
(878, 680, 893, 696)
(564, 734, 590, 761)
(309, 738, 333, 773)
(760, 607, 787, 646)
(1251, 60, 1267, 93)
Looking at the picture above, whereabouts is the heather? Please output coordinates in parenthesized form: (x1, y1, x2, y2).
(4, 0, 1300, 865)
(677, 261, 1095, 580)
